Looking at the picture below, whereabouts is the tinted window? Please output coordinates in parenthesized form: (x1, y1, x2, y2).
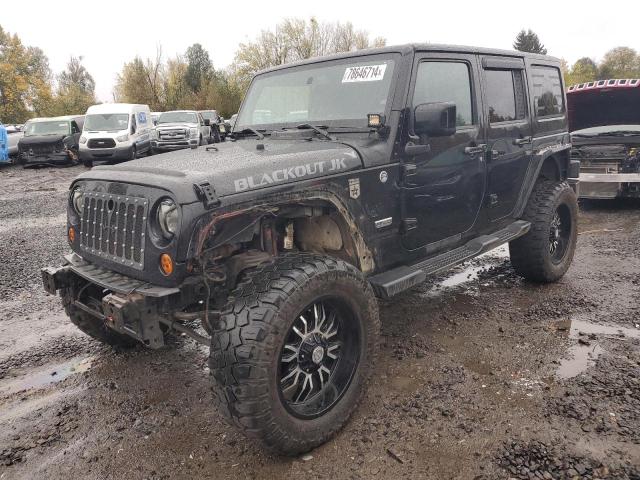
(485, 70, 518, 123)
(413, 62, 473, 126)
(531, 66, 565, 117)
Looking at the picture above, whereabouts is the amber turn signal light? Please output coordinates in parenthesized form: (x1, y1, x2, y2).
(160, 253, 174, 276)
(68, 226, 76, 243)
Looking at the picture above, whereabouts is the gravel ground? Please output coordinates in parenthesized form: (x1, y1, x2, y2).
(0, 162, 639, 479)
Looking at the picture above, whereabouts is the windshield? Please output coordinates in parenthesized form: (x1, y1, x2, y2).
(236, 55, 396, 130)
(84, 114, 129, 132)
(158, 112, 198, 124)
(24, 120, 70, 137)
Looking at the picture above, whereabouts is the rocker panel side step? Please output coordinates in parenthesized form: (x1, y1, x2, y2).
(369, 220, 531, 299)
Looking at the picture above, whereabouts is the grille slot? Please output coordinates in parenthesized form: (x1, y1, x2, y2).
(87, 138, 116, 148)
(158, 129, 188, 141)
(79, 192, 148, 270)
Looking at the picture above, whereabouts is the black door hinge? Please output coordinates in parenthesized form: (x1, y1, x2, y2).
(194, 182, 221, 209)
(401, 217, 418, 233)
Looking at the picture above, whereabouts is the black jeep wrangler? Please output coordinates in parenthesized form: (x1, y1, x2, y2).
(42, 44, 579, 454)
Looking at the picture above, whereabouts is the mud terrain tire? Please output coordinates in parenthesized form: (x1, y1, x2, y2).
(209, 253, 380, 455)
(510, 180, 578, 282)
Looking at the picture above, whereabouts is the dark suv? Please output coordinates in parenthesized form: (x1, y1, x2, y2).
(42, 44, 579, 455)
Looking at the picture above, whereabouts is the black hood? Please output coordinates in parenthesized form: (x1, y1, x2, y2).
(77, 139, 363, 203)
(18, 135, 66, 148)
(568, 86, 640, 132)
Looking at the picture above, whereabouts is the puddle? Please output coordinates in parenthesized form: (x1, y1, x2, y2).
(0, 356, 93, 396)
(555, 317, 640, 379)
(423, 245, 510, 294)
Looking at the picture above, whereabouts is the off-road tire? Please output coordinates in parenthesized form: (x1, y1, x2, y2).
(510, 180, 578, 282)
(64, 298, 137, 348)
(209, 253, 380, 455)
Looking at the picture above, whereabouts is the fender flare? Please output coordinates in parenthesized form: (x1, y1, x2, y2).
(513, 144, 571, 218)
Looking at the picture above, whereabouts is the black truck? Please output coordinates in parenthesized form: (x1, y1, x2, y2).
(42, 44, 579, 454)
(18, 115, 84, 167)
(568, 79, 640, 199)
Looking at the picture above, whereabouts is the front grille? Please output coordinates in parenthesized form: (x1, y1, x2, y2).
(79, 192, 149, 270)
(158, 129, 188, 141)
(30, 145, 56, 155)
(87, 138, 116, 149)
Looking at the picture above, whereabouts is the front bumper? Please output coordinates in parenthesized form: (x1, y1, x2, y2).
(578, 173, 640, 199)
(151, 139, 198, 151)
(80, 145, 133, 162)
(21, 151, 75, 166)
(42, 253, 182, 348)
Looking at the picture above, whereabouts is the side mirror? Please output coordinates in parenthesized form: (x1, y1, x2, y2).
(204, 119, 210, 126)
(414, 102, 457, 137)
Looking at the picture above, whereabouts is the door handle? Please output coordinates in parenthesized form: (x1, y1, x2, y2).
(513, 136, 532, 146)
(464, 144, 486, 156)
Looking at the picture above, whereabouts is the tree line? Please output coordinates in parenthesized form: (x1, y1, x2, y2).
(513, 29, 640, 86)
(2, 23, 639, 125)
(0, 18, 385, 124)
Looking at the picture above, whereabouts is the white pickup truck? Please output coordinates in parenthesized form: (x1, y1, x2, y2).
(151, 110, 211, 153)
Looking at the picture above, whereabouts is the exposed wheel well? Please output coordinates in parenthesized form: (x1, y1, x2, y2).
(538, 151, 570, 181)
(195, 198, 374, 289)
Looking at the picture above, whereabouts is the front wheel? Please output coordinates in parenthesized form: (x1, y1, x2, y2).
(509, 180, 578, 282)
(209, 254, 380, 455)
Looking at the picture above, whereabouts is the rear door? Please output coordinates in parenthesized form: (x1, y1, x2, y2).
(480, 56, 533, 221)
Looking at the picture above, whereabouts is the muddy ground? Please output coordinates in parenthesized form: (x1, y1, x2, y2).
(0, 163, 639, 480)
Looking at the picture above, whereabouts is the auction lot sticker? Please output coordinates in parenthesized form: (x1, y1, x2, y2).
(342, 64, 387, 83)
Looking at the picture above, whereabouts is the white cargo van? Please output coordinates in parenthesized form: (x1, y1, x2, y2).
(79, 103, 152, 167)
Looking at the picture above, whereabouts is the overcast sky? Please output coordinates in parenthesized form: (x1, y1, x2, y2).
(3, 0, 639, 101)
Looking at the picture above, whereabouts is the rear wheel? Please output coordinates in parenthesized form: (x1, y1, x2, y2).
(209, 254, 379, 455)
(510, 180, 578, 282)
(83, 158, 93, 168)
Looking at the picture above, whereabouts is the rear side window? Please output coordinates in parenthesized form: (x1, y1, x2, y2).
(485, 69, 527, 123)
(413, 61, 474, 126)
(531, 66, 565, 117)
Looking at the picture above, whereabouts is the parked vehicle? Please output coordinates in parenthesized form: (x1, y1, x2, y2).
(199, 110, 224, 142)
(43, 44, 579, 455)
(7, 125, 23, 159)
(80, 103, 152, 168)
(0, 123, 8, 163)
(17, 116, 84, 167)
(568, 79, 640, 199)
(151, 110, 211, 153)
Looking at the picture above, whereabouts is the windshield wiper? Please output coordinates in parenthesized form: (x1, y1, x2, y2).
(296, 124, 334, 141)
(234, 127, 265, 140)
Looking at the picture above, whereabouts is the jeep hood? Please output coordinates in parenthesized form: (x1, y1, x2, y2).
(77, 139, 363, 203)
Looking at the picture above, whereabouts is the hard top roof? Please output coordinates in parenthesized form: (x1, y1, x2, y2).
(257, 43, 560, 75)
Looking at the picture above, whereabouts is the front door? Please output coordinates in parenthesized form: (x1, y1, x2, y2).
(401, 54, 487, 252)
(481, 56, 533, 221)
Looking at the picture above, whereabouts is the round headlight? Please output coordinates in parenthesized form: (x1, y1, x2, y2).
(157, 199, 179, 238)
(71, 188, 84, 214)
